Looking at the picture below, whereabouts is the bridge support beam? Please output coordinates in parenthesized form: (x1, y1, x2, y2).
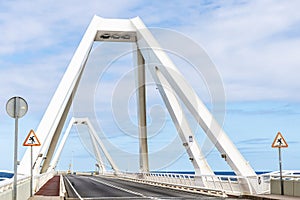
(40, 90, 73, 173)
(131, 16, 256, 177)
(136, 48, 149, 173)
(48, 118, 118, 173)
(90, 128, 107, 175)
(19, 16, 98, 175)
(48, 118, 75, 172)
(85, 118, 119, 173)
(149, 66, 214, 176)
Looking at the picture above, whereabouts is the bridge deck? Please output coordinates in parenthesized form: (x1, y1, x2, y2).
(64, 174, 219, 199)
(35, 175, 60, 196)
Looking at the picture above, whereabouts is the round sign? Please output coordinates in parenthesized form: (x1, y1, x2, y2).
(6, 96, 28, 118)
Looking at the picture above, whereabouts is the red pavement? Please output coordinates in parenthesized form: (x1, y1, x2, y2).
(35, 176, 60, 196)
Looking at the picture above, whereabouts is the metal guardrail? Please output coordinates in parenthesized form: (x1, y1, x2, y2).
(267, 170, 300, 180)
(59, 174, 66, 198)
(34, 171, 56, 193)
(116, 172, 271, 196)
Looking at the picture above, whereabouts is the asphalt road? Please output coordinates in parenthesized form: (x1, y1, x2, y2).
(63, 174, 225, 200)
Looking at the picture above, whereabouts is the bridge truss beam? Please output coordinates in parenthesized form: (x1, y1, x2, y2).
(48, 117, 118, 174)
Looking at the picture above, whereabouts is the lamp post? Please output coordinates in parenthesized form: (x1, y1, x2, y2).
(6, 96, 28, 200)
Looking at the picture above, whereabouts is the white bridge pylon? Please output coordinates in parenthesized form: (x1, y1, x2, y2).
(19, 16, 256, 178)
(47, 117, 118, 174)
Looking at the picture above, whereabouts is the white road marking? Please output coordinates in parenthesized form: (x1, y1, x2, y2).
(66, 175, 164, 200)
(64, 175, 84, 200)
(88, 177, 146, 197)
(87, 177, 164, 199)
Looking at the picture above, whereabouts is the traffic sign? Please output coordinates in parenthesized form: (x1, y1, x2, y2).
(23, 130, 41, 146)
(272, 132, 288, 148)
(6, 96, 28, 118)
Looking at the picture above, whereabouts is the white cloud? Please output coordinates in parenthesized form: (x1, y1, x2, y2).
(0, 0, 300, 170)
(1, 1, 299, 103)
(172, 0, 300, 101)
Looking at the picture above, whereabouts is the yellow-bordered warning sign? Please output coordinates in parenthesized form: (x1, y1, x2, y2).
(23, 129, 41, 146)
(272, 132, 288, 148)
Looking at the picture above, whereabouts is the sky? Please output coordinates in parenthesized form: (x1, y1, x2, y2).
(0, 0, 300, 173)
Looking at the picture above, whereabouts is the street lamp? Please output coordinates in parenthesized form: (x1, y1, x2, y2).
(6, 96, 28, 200)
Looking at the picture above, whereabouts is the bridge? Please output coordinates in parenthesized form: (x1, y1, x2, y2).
(1, 16, 299, 199)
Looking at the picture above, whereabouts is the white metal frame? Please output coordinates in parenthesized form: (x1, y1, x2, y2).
(19, 16, 256, 179)
(118, 171, 260, 196)
(48, 117, 118, 174)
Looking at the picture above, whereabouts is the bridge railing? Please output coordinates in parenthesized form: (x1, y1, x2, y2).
(117, 172, 270, 196)
(33, 171, 56, 193)
(267, 170, 300, 179)
(144, 172, 253, 196)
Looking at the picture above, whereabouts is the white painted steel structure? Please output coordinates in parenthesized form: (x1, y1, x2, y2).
(47, 117, 118, 174)
(119, 171, 258, 196)
(18, 16, 256, 184)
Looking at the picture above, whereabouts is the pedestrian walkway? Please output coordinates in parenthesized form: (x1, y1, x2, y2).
(34, 176, 60, 196)
(28, 196, 60, 200)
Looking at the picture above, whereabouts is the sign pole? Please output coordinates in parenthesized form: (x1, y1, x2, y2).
(30, 146, 33, 197)
(278, 147, 284, 195)
(6, 96, 28, 200)
(23, 129, 41, 197)
(271, 131, 288, 196)
(13, 116, 18, 200)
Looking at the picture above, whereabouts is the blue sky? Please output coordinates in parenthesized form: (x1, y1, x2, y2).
(0, 0, 300, 173)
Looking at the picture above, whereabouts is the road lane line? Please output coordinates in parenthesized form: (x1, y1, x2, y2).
(88, 177, 147, 198)
(88, 177, 165, 200)
(64, 175, 84, 200)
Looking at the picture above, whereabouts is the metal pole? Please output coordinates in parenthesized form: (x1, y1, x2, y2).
(13, 102, 18, 200)
(30, 146, 33, 197)
(279, 147, 284, 195)
(6, 96, 27, 200)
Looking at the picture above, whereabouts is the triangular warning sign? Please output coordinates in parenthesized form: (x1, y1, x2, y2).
(23, 129, 41, 146)
(272, 132, 288, 148)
